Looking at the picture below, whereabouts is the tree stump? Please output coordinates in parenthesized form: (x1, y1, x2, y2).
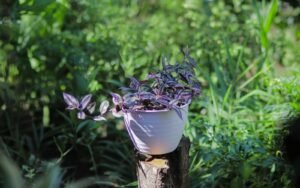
(136, 137, 190, 188)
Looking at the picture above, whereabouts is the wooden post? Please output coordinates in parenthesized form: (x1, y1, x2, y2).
(136, 137, 190, 188)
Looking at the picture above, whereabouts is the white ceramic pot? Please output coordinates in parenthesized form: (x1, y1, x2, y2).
(123, 104, 189, 155)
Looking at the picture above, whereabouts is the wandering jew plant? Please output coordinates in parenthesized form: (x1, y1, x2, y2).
(63, 93, 109, 121)
(63, 51, 201, 120)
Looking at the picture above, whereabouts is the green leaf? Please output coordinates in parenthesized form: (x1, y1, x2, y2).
(240, 162, 252, 181)
(0, 153, 24, 188)
(31, 166, 62, 188)
(65, 178, 95, 188)
(230, 176, 243, 188)
(122, 181, 138, 187)
(263, 0, 278, 34)
(76, 120, 90, 133)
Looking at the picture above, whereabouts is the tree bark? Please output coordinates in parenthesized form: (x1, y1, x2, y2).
(136, 137, 190, 188)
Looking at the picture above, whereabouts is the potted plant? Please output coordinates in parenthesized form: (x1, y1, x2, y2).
(63, 51, 201, 155)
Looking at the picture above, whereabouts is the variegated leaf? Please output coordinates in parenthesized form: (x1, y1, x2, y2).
(63, 92, 79, 109)
(99, 100, 109, 115)
(87, 102, 96, 114)
(111, 93, 122, 105)
(93, 115, 106, 121)
(79, 94, 92, 110)
(173, 107, 183, 120)
(112, 108, 123, 117)
(77, 111, 86, 119)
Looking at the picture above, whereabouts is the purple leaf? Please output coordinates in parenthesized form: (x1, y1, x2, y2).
(112, 108, 123, 117)
(63, 92, 79, 109)
(166, 80, 177, 86)
(174, 84, 184, 88)
(179, 93, 192, 101)
(77, 111, 86, 119)
(169, 99, 178, 106)
(174, 107, 183, 120)
(124, 93, 137, 100)
(132, 105, 144, 110)
(157, 95, 171, 101)
(138, 92, 155, 100)
(186, 72, 194, 84)
(123, 100, 138, 109)
(111, 93, 122, 105)
(156, 99, 169, 107)
(93, 115, 106, 121)
(79, 94, 92, 110)
(192, 82, 201, 94)
(147, 73, 158, 79)
(129, 77, 140, 90)
(186, 54, 197, 67)
(99, 100, 109, 115)
(179, 73, 189, 84)
(192, 87, 201, 94)
(182, 48, 197, 67)
(153, 87, 163, 96)
(192, 82, 201, 89)
(120, 87, 132, 92)
(87, 102, 96, 114)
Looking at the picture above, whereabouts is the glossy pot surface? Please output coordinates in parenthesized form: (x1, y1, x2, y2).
(123, 104, 189, 155)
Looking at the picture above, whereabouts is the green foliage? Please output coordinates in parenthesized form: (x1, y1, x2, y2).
(272, 73, 300, 114)
(0, 153, 24, 188)
(254, 0, 279, 50)
(0, 0, 299, 187)
(0, 152, 114, 188)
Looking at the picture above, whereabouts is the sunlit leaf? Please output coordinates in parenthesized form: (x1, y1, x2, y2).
(99, 100, 109, 115)
(87, 102, 96, 114)
(111, 93, 122, 105)
(93, 115, 106, 121)
(79, 94, 92, 110)
(112, 109, 123, 117)
(63, 92, 79, 109)
(77, 111, 86, 119)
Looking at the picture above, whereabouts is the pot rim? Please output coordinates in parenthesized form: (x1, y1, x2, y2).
(123, 101, 190, 113)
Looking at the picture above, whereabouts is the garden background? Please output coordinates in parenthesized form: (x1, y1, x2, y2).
(0, 0, 300, 187)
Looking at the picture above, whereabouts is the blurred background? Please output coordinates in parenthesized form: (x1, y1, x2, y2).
(0, 0, 300, 187)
